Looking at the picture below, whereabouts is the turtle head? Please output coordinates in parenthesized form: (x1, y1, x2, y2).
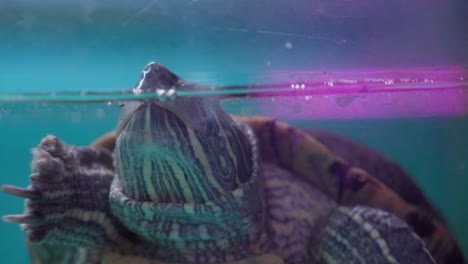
(114, 62, 255, 204)
(110, 63, 263, 258)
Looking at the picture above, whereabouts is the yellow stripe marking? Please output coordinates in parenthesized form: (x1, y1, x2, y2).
(325, 226, 366, 263)
(187, 129, 221, 200)
(62, 209, 129, 246)
(143, 106, 158, 201)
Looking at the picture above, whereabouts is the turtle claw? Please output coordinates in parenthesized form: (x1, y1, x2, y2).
(1, 185, 41, 199)
(37, 135, 65, 156)
(31, 151, 67, 182)
(3, 213, 43, 224)
(29, 173, 47, 183)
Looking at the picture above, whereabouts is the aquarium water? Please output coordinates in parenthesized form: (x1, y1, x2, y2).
(0, 1, 467, 263)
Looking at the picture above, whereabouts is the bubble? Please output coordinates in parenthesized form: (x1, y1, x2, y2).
(156, 89, 166, 96)
(132, 87, 142, 95)
(156, 89, 167, 101)
(290, 83, 304, 90)
(166, 88, 177, 100)
(285, 42, 293, 49)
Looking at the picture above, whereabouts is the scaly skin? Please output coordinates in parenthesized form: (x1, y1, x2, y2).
(4, 130, 435, 264)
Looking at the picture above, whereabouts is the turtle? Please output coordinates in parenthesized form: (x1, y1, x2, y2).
(2, 62, 465, 264)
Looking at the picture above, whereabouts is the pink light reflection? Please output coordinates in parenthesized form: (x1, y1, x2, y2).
(251, 66, 468, 120)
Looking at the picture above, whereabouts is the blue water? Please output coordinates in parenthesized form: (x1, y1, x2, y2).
(0, 0, 467, 263)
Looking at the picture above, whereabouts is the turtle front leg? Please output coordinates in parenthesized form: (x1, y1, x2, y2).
(2, 135, 135, 250)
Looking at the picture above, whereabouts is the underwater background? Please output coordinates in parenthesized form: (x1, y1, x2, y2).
(0, 0, 467, 263)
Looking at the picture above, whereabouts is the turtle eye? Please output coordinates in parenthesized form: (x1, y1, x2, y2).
(119, 103, 125, 108)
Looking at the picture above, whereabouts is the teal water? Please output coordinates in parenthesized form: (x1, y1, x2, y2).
(0, 0, 467, 262)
